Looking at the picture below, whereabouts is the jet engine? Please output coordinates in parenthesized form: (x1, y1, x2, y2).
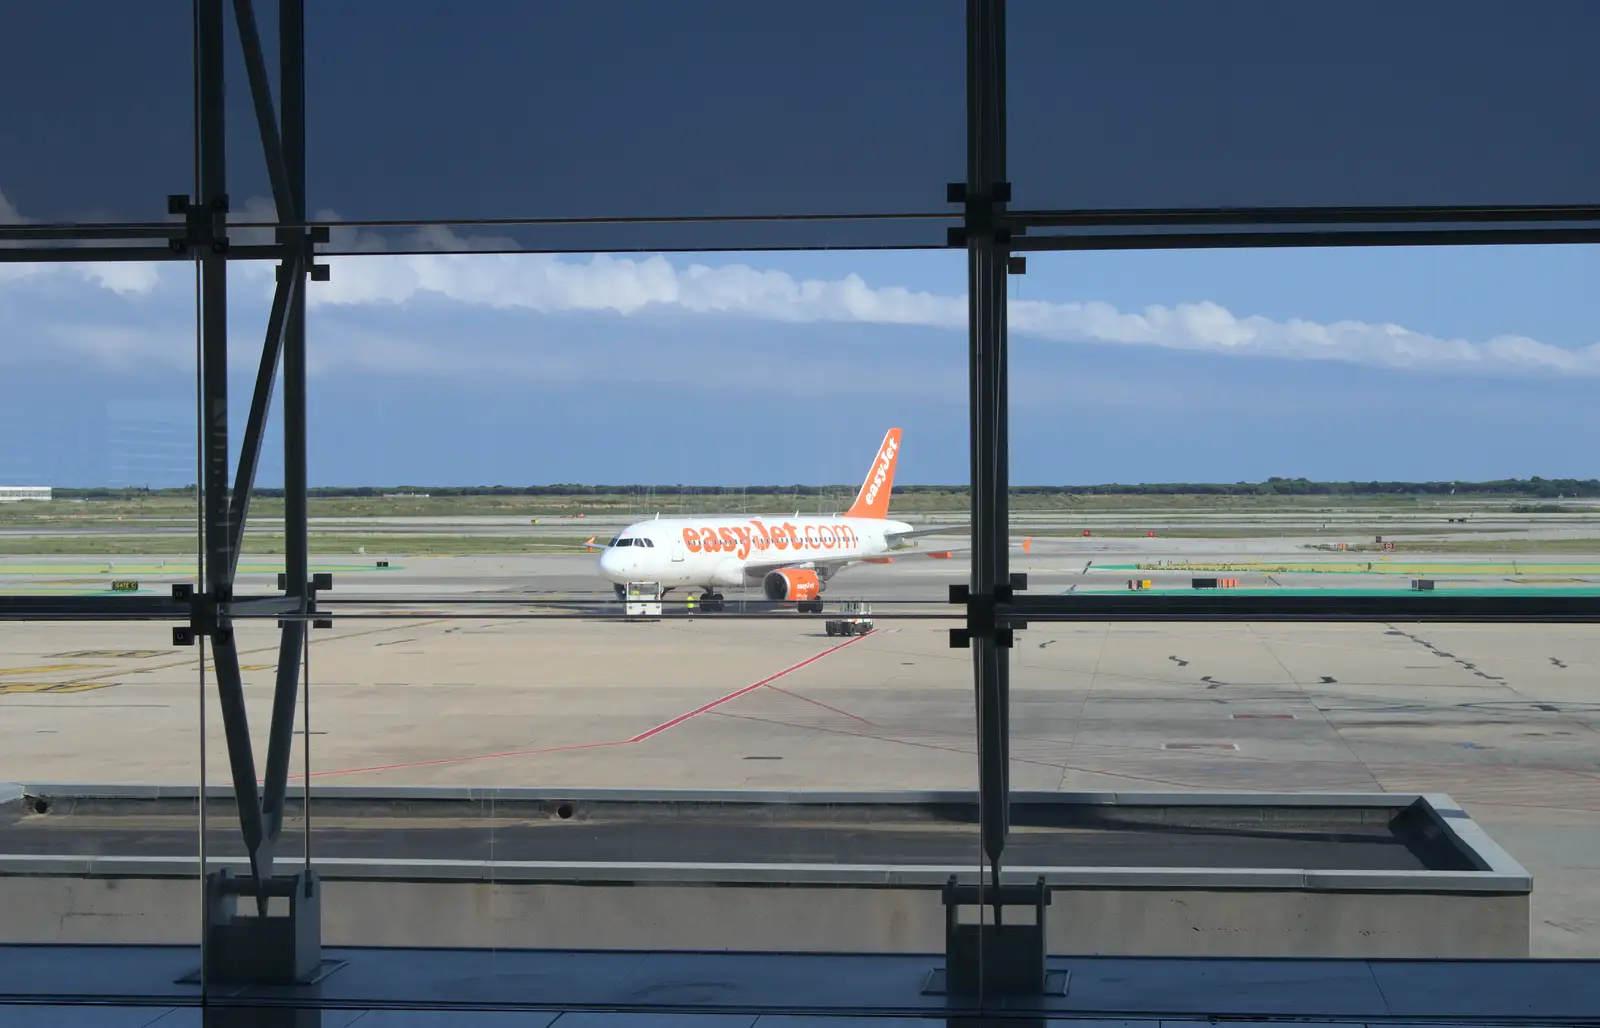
(763, 567, 821, 602)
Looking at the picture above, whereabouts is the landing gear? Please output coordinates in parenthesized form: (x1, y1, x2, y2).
(797, 599, 824, 614)
(700, 591, 726, 613)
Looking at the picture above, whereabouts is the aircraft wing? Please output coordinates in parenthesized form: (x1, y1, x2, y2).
(884, 524, 968, 546)
(739, 552, 892, 579)
(739, 533, 1030, 580)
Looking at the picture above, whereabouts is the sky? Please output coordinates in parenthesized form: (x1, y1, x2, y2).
(3, 180, 1599, 488)
(2, 4, 1597, 488)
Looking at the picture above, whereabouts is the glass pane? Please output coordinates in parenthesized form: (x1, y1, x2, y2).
(312, 218, 958, 255)
(0, 257, 200, 975)
(284, 245, 985, 1001)
(223, 0, 282, 225)
(303, 2, 964, 237)
(1009, 0, 1600, 212)
(1007, 244, 1598, 959)
(0, 258, 196, 544)
(0, 1, 193, 225)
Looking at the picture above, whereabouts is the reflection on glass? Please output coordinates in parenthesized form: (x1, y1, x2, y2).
(304, 1, 963, 225)
(0, 253, 200, 958)
(1008, 245, 1600, 959)
(1008, 0, 1600, 211)
(0, 1, 193, 225)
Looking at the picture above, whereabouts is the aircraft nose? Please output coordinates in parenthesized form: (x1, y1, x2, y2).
(599, 547, 624, 579)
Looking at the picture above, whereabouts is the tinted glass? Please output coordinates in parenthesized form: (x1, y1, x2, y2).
(313, 218, 958, 255)
(1009, 0, 1600, 213)
(0, 2, 193, 226)
(304, 1, 964, 246)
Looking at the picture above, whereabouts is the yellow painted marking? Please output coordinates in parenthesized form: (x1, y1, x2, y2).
(0, 681, 116, 695)
(9, 616, 440, 700)
(49, 649, 171, 659)
(0, 562, 381, 575)
(0, 664, 104, 677)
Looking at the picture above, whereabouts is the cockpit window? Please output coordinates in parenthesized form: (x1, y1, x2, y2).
(641, 538, 655, 548)
(608, 535, 621, 546)
(615, 537, 633, 547)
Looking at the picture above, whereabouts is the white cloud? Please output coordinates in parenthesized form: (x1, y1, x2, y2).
(3, 189, 1598, 377)
(0, 189, 164, 296)
(302, 249, 1600, 376)
(0, 189, 23, 225)
(80, 263, 163, 296)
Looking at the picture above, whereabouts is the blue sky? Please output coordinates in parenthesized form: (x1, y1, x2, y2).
(2, 4, 1597, 487)
(2, 190, 1598, 488)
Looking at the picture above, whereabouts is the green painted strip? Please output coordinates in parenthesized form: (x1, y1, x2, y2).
(0, 561, 399, 575)
(1074, 586, 1600, 597)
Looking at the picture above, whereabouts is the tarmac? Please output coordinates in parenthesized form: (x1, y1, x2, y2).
(3, 537, 1600, 954)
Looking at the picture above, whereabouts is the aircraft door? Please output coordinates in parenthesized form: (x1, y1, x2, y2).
(671, 541, 686, 562)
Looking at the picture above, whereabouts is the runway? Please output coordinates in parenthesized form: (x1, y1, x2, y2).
(4, 535, 1600, 955)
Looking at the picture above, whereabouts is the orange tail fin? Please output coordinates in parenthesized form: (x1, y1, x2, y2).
(845, 427, 902, 519)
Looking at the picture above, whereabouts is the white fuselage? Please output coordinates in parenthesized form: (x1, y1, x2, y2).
(597, 514, 916, 589)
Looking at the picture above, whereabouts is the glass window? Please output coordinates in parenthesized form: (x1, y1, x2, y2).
(0, 1, 193, 224)
(1008, 0, 1600, 212)
(290, 246, 981, 999)
(303, 0, 964, 250)
(1007, 243, 1600, 959)
(0, 256, 202, 959)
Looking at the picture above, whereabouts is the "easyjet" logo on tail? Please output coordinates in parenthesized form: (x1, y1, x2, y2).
(847, 427, 901, 520)
(862, 435, 897, 508)
(682, 520, 859, 560)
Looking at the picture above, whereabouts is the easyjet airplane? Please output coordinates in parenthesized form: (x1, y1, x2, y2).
(589, 428, 1003, 613)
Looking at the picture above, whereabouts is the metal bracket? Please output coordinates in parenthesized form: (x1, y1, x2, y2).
(946, 180, 1015, 249)
(277, 572, 331, 628)
(277, 572, 333, 592)
(307, 226, 332, 281)
(924, 875, 1065, 997)
(274, 228, 329, 283)
(181, 868, 341, 987)
(167, 193, 229, 256)
(949, 573, 1028, 649)
(171, 582, 234, 645)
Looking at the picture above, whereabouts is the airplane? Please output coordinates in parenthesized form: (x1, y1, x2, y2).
(589, 427, 1019, 613)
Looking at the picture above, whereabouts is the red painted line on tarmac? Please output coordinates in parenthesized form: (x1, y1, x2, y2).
(627, 633, 870, 743)
(762, 683, 876, 725)
(290, 630, 873, 782)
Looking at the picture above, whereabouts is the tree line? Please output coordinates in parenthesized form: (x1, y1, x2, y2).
(48, 477, 1600, 500)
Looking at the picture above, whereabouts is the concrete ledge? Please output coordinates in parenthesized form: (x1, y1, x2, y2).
(16, 783, 1468, 808)
(0, 875, 1530, 958)
(0, 786, 1533, 958)
(0, 854, 1530, 893)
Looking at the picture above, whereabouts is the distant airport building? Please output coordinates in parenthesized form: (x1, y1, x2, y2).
(0, 486, 51, 502)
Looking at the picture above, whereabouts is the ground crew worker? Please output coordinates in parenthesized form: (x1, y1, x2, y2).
(685, 593, 697, 615)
